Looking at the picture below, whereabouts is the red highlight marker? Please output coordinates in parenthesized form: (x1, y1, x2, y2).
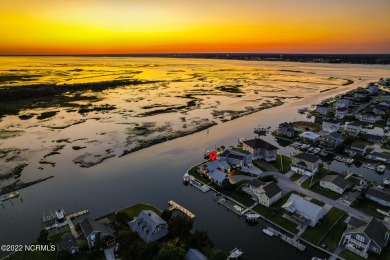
(209, 151, 217, 162)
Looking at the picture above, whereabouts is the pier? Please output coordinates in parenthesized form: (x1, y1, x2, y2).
(43, 209, 89, 232)
(0, 192, 22, 207)
(189, 178, 210, 193)
(264, 227, 306, 251)
(168, 200, 196, 219)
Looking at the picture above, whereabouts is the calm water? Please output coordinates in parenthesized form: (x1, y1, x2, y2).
(1, 58, 389, 259)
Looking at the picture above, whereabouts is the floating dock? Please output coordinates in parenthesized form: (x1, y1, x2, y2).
(0, 192, 21, 204)
(264, 227, 306, 251)
(168, 200, 196, 219)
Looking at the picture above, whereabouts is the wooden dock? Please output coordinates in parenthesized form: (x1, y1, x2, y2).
(0, 192, 20, 203)
(265, 227, 306, 251)
(168, 200, 196, 219)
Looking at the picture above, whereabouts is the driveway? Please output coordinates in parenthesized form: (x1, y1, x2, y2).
(260, 171, 372, 222)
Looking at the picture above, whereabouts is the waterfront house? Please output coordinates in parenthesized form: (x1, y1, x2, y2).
(299, 131, 320, 143)
(364, 133, 385, 144)
(185, 248, 207, 260)
(282, 194, 324, 227)
(322, 119, 341, 132)
(316, 103, 332, 116)
(291, 152, 320, 176)
(80, 218, 115, 248)
(58, 233, 79, 255)
(366, 84, 379, 94)
(345, 142, 367, 156)
(335, 107, 348, 119)
(319, 175, 351, 194)
(128, 210, 168, 243)
(365, 187, 390, 207)
(339, 218, 389, 258)
(242, 180, 282, 207)
(320, 131, 343, 148)
(242, 138, 278, 162)
(334, 99, 349, 109)
(278, 122, 295, 138)
(355, 111, 381, 123)
(373, 104, 389, 116)
(219, 149, 253, 167)
(345, 121, 362, 136)
(365, 151, 390, 164)
(207, 169, 228, 186)
(204, 160, 231, 174)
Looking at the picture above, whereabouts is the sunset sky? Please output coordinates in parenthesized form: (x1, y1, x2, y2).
(1, 0, 389, 54)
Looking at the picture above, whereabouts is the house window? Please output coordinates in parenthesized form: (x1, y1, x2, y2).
(356, 235, 365, 242)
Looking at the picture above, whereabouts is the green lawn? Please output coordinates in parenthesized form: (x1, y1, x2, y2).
(253, 204, 274, 218)
(99, 203, 162, 221)
(310, 198, 326, 207)
(222, 190, 255, 207)
(340, 250, 365, 260)
(292, 121, 321, 132)
(320, 214, 347, 251)
(270, 154, 292, 173)
(187, 164, 210, 183)
(290, 172, 302, 181)
(271, 213, 298, 234)
(301, 168, 337, 189)
(352, 197, 388, 220)
(301, 207, 346, 245)
(309, 184, 342, 200)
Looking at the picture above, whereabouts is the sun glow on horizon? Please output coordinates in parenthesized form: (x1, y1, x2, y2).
(1, 0, 390, 54)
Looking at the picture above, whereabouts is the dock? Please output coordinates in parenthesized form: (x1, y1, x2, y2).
(43, 209, 89, 232)
(264, 227, 306, 251)
(0, 192, 22, 207)
(168, 200, 196, 219)
(189, 178, 210, 193)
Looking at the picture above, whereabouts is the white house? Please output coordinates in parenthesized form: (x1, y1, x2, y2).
(335, 107, 348, 119)
(316, 103, 332, 116)
(282, 194, 324, 227)
(322, 119, 341, 132)
(320, 175, 351, 195)
(299, 132, 320, 143)
(345, 142, 367, 156)
(291, 152, 320, 176)
(219, 149, 252, 167)
(128, 210, 169, 243)
(242, 180, 282, 207)
(365, 187, 390, 207)
(345, 121, 362, 136)
(355, 112, 381, 123)
(242, 138, 278, 162)
(80, 218, 115, 248)
(334, 99, 349, 109)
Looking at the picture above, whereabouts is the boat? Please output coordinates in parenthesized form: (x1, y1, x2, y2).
(55, 209, 65, 223)
(204, 150, 210, 159)
(183, 173, 190, 185)
(313, 148, 321, 154)
(298, 107, 309, 114)
(262, 229, 274, 236)
(254, 127, 267, 135)
(383, 178, 390, 185)
(238, 138, 246, 147)
(376, 165, 386, 173)
(228, 248, 243, 259)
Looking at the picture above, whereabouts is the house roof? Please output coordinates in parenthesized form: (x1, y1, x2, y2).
(336, 107, 348, 112)
(299, 132, 320, 140)
(262, 182, 282, 198)
(208, 169, 227, 183)
(317, 103, 330, 108)
(368, 152, 390, 160)
(220, 150, 230, 157)
(348, 216, 366, 229)
(282, 194, 323, 219)
(58, 233, 78, 251)
(242, 138, 278, 151)
(80, 218, 115, 238)
(128, 210, 168, 243)
(366, 187, 390, 203)
(185, 249, 207, 260)
(206, 161, 231, 172)
(247, 179, 264, 188)
(321, 175, 350, 190)
(293, 152, 320, 163)
(323, 119, 340, 124)
(347, 121, 362, 127)
(364, 133, 384, 142)
(349, 218, 389, 248)
(350, 142, 366, 150)
(227, 153, 245, 160)
(322, 132, 343, 140)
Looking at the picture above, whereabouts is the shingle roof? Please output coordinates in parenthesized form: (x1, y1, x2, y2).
(80, 218, 115, 238)
(247, 179, 264, 188)
(282, 194, 323, 219)
(336, 107, 348, 112)
(299, 132, 320, 140)
(366, 187, 390, 203)
(321, 175, 350, 190)
(363, 218, 389, 248)
(350, 142, 366, 150)
(348, 216, 366, 229)
(128, 210, 168, 243)
(347, 121, 362, 127)
(208, 169, 227, 183)
(263, 182, 282, 198)
(293, 152, 320, 163)
(364, 133, 384, 142)
(242, 138, 278, 151)
(58, 233, 78, 251)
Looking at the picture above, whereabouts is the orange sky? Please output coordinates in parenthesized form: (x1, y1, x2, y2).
(1, 0, 389, 54)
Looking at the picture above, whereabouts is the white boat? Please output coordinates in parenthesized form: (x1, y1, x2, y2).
(377, 209, 390, 217)
(383, 178, 390, 185)
(254, 127, 267, 135)
(376, 165, 386, 173)
(262, 229, 274, 236)
(228, 248, 243, 259)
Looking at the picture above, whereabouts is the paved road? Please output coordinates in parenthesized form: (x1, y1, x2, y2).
(261, 171, 372, 222)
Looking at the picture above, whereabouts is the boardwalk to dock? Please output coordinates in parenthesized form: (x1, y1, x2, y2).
(168, 200, 196, 219)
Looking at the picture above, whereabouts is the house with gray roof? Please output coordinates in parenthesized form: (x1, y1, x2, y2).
(366, 152, 390, 164)
(219, 149, 252, 167)
(204, 160, 231, 174)
(58, 233, 79, 255)
(128, 210, 168, 243)
(282, 194, 324, 227)
(322, 119, 341, 132)
(291, 152, 320, 176)
(319, 175, 351, 194)
(80, 218, 115, 248)
(185, 248, 207, 260)
(207, 169, 228, 186)
(242, 180, 282, 207)
(345, 142, 367, 156)
(345, 121, 362, 136)
(316, 103, 332, 116)
(320, 131, 343, 148)
(242, 138, 278, 161)
(335, 107, 348, 119)
(364, 134, 385, 144)
(339, 218, 389, 258)
(278, 122, 295, 138)
(365, 187, 390, 207)
(334, 99, 349, 109)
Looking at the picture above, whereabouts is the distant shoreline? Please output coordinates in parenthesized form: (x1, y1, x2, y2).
(0, 53, 389, 65)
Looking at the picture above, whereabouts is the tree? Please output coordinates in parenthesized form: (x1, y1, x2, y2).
(114, 211, 130, 228)
(37, 229, 50, 245)
(157, 238, 186, 260)
(190, 230, 214, 251)
(208, 249, 228, 260)
(167, 215, 193, 238)
(161, 209, 172, 221)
